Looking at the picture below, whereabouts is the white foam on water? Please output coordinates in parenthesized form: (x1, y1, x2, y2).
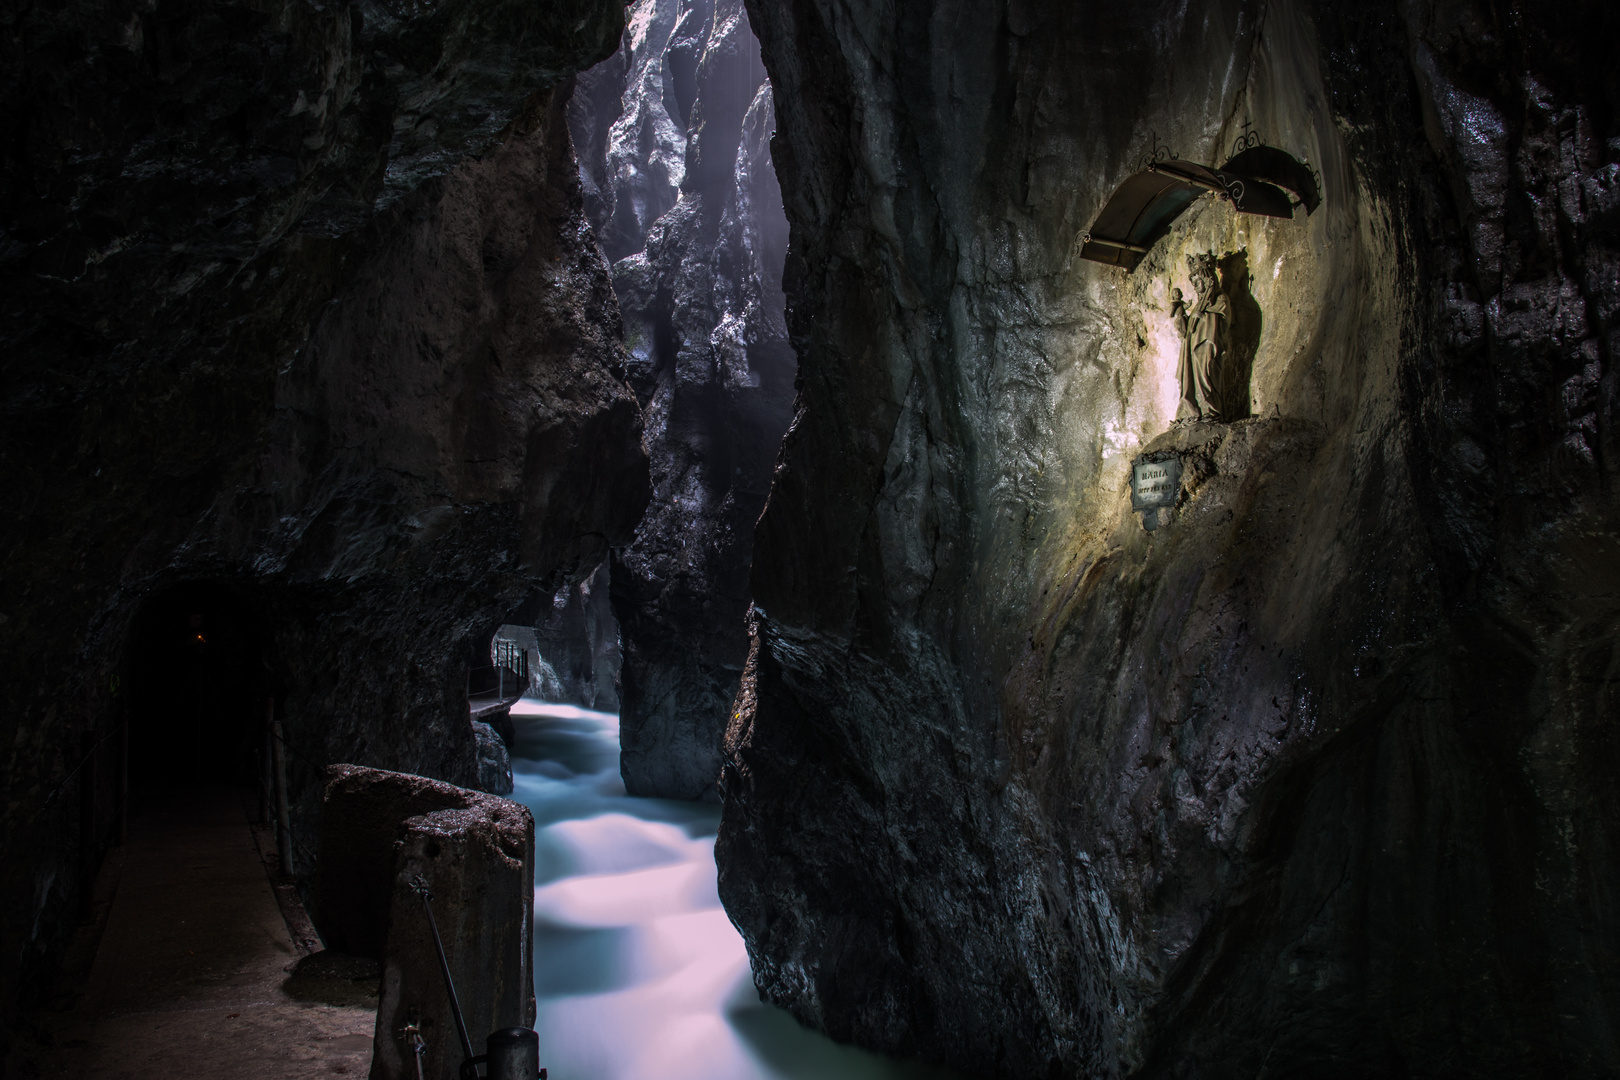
(507, 699, 955, 1080)
(510, 698, 622, 729)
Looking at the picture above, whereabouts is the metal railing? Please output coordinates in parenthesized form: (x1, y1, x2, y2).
(466, 664, 525, 701)
(491, 640, 529, 681)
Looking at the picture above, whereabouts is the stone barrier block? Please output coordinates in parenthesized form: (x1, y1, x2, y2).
(310, 764, 534, 1080)
(369, 799, 535, 1080)
(314, 765, 478, 958)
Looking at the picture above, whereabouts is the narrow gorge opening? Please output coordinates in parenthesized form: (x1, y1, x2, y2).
(574, 0, 796, 804)
(460, 4, 946, 1074)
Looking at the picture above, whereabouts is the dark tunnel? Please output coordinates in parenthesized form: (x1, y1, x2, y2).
(124, 582, 270, 791)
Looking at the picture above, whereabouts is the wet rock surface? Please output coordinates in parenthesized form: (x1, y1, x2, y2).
(569, 0, 796, 799)
(502, 559, 623, 710)
(720, 0, 1620, 1076)
(0, 0, 641, 1048)
(471, 721, 514, 796)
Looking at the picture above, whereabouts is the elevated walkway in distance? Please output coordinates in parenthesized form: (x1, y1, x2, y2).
(467, 663, 526, 719)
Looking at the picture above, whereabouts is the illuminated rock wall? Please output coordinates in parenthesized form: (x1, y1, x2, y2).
(719, 0, 1620, 1075)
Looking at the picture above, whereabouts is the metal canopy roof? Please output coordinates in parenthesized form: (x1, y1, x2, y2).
(1223, 145, 1321, 215)
(1079, 151, 1312, 271)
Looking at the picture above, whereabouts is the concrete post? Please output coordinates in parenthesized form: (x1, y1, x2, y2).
(372, 804, 534, 1080)
(309, 765, 534, 1080)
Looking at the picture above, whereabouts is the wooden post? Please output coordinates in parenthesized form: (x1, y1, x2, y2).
(271, 718, 294, 878)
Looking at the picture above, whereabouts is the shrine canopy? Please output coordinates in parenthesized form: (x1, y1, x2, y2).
(1224, 145, 1322, 215)
(1079, 150, 1317, 270)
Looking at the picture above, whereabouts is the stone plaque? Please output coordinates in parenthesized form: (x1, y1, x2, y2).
(1130, 455, 1181, 511)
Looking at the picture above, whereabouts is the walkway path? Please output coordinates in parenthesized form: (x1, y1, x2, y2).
(55, 788, 377, 1078)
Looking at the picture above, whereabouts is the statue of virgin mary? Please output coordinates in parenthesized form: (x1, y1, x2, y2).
(1171, 252, 1228, 422)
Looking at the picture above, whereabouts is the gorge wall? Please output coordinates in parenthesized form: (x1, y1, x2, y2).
(570, 0, 795, 799)
(0, 0, 643, 1048)
(499, 559, 621, 710)
(719, 0, 1620, 1076)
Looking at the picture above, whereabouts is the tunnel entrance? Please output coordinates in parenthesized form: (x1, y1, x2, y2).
(125, 582, 268, 789)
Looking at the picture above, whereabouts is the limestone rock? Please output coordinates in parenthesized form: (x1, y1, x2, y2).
(470, 722, 513, 796)
(0, 0, 642, 1028)
(502, 559, 623, 710)
(720, 0, 1620, 1076)
(569, 0, 795, 798)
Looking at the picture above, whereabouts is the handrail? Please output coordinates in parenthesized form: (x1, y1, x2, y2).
(466, 664, 525, 701)
(1081, 233, 1149, 254)
(491, 641, 529, 681)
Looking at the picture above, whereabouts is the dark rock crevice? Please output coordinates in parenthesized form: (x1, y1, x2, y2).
(0, 0, 644, 1051)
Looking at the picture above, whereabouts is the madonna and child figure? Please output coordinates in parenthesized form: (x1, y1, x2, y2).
(1171, 252, 1229, 422)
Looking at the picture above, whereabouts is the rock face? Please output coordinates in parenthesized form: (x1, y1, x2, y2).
(470, 722, 513, 796)
(720, 0, 1620, 1076)
(0, 0, 642, 1047)
(501, 558, 623, 710)
(569, 0, 795, 798)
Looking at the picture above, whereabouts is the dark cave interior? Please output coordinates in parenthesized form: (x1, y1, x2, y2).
(2, 0, 1618, 1077)
(125, 582, 268, 790)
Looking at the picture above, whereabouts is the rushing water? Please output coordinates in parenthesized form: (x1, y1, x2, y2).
(508, 700, 956, 1080)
